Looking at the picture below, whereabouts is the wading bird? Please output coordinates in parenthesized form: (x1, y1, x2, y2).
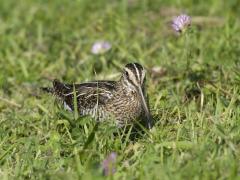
(42, 63, 153, 129)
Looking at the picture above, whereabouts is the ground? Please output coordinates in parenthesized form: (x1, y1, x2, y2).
(0, 0, 240, 179)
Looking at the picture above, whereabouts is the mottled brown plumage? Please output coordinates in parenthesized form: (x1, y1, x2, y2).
(42, 63, 152, 128)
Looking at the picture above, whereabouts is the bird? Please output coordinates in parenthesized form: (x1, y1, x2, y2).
(42, 63, 153, 129)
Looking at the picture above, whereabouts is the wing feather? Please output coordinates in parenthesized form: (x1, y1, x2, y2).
(53, 80, 116, 112)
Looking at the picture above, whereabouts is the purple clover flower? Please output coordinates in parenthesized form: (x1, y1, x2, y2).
(172, 14, 191, 33)
(91, 40, 111, 55)
(102, 152, 117, 176)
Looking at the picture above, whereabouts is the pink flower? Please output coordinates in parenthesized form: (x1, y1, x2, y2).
(172, 14, 191, 33)
(102, 152, 117, 176)
(91, 41, 111, 54)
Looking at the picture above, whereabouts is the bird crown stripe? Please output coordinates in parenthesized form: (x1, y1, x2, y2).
(130, 63, 137, 77)
(133, 63, 141, 82)
(125, 67, 139, 86)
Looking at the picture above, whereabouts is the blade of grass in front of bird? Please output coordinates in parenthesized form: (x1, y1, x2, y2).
(73, 84, 79, 120)
(121, 125, 133, 150)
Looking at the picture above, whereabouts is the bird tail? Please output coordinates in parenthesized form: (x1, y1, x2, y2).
(41, 79, 70, 98)
(41, 87, 54, 94)
(41, 79, 62, 94)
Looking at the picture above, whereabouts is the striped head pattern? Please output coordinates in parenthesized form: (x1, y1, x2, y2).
(121, 62, 146, 91)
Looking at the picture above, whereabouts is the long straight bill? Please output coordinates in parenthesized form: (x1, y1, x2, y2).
(138, 87, 153, 129)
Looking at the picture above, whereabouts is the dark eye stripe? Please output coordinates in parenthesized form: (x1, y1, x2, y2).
(125, 71, 129, 77)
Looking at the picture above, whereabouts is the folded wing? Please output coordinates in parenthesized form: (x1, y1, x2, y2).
(52, 79, 116, 112)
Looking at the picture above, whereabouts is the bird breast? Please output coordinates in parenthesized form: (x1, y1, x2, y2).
(105, 90, 143, 121)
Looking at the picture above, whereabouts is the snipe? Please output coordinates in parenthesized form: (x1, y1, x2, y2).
(42, 63, 153, 129)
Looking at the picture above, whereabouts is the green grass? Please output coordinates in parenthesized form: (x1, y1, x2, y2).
(1, 0, 240, 179)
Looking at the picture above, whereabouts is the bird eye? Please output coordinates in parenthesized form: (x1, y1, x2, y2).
(125, 71, 129, 77)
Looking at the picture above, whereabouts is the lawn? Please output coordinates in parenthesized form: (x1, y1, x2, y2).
(1, 0, 240, 179)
